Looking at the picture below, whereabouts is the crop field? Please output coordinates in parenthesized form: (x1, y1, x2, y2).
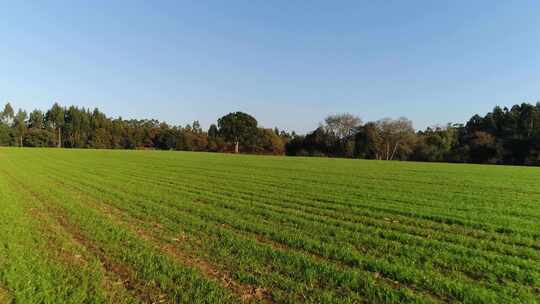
(0, 148, 539, 303)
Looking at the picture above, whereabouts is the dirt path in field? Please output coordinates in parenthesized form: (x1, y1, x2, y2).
(2, 171, 158, 304)
(51, 212, 169, 304)
(0, 286, 12, 304)
(26, 202, 144, 303)
(36, 176, 273, 303)
(64, 184, 274, 303)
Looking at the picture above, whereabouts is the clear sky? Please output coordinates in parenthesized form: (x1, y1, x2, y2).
(1, 1, 539, 133)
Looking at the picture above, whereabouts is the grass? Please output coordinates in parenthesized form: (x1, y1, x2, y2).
(0, 147, 539, 303)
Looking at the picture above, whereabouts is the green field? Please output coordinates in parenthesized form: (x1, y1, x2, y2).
(0, 148, 539, 303)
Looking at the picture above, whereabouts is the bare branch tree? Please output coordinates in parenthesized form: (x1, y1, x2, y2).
(375, 117, 416, 160)
(323, 113, 362, 139)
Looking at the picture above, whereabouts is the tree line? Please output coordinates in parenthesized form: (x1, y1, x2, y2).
(1, 101, 539, 165)
(0, 103, 288, 154)
(287, 103, 540, 165)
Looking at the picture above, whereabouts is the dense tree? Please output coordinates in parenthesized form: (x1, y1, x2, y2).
(467, 131, 501, 163)
(0, 123, 13, 146)
(13, 109, 27, 147)
(217, 112, 258, 153)
(64, 106, 90, 148)
(305, 127, 339, 156)
(354, 122, 383, 159)
(208, 124, 219, 138)
(191, 120, 203, 134)
(207, 124, 226, 152)
(351, 118, 416, 160)
(286, 127, 342, 157)
(28, 110, 45, 129)
(256, 128, 285, 155)
(24, 129, 55, 147)
(90, 128, 112, 148)
(448, 103, 540, 165)
(46, 103, 65, 148)
(0, 103, 15, 146)
(411, 125, 458, 162)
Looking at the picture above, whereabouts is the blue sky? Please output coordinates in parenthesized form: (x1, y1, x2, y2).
(1, 1, 539, 133)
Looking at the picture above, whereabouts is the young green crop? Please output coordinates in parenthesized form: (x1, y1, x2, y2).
(0, 148, 539, 303)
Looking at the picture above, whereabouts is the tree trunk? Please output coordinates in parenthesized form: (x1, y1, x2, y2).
(57, 128, 62, 148)
(389, 141, 400, 161)
(19, 136, 23, 147)
(234, 141, 239, 153)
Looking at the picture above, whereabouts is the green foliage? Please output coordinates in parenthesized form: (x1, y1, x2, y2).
(0, 103, 14, 125)
(46, 102, 65, 129)
(257, 128, 285, 154)
(23, 129, 56, 147)
(13, 110, 27, 147)
(217, 112, 258, 153)
(28, 109, 45, 129)
(411, 125, 458, 162)
(0, 124, 14, 146)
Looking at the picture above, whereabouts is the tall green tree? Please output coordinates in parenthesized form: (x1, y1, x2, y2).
(208, 124, 218, 138)
(1, 103, 14, 125)
(46, 103, 65, 147)
(354, 122, 383, 159)
(217, 112, 258, 153)
(28, 109, 45, 129)
(13, 109, 27, 147)
(411, 125, 458, 162)
(259, 128, 285, 155)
